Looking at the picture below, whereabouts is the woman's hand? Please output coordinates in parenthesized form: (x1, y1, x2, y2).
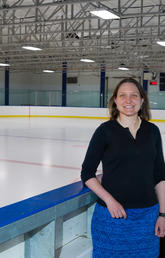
(155, 216, 165, 238)
(155, 181, 165, 237)
(85, 178, 127, 219)
(106, 197, 127, 219)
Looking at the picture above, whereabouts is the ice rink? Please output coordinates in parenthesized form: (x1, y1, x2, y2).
(0, 117, 165, 208)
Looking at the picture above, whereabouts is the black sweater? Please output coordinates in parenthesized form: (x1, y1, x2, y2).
(81, 119, 165, 208)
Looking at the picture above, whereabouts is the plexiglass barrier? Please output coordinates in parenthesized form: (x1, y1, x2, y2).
(67, 90, 100, 107)
(0, 88, 165, 109)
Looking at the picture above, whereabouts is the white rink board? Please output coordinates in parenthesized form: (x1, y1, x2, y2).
(0, 106, 164, 120)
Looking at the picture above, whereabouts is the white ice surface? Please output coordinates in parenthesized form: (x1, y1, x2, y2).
(0, 117, 164, 208)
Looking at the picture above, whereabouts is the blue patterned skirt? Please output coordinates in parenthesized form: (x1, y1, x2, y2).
(91, 203, 160, 258)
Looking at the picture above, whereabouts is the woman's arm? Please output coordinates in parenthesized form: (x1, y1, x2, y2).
(85, 177, 127, 219)
(155, 181, 165, 238)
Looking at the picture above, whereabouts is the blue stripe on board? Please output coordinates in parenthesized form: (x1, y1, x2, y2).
(0, 181, 90, 227)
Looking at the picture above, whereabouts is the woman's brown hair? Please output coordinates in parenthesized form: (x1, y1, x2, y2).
(108, 78, 151, 121)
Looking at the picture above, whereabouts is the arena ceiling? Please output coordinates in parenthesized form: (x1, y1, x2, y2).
(0, 0, 165, 73)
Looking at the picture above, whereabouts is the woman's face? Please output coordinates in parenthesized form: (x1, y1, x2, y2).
(115, 82, 143, 117)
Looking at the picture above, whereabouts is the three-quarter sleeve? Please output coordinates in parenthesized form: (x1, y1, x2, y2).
(153, 126, 165, 185)
(81, 124, 106, 185)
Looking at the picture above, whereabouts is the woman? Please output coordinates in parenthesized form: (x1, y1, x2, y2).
(81, 78, 165, 257)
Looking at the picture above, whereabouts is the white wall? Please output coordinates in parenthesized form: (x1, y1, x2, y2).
(0, 71, 4, 88)
(30, 73, 62, 90)
(9, 72, 62, 90)
(67, 72, 99, 92)
(10, 72, 33, 89)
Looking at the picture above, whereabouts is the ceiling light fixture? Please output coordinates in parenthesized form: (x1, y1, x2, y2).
(139, 55, 149, 59)
(0, 63, 10, 67)
(90, 10, 120, 20)
(80, 58, 95, 63)
(157, 41, 165, 46)
(43, 70, 54, 73)
(22, 46, 42, 51)
(118, 67, 129, 71)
